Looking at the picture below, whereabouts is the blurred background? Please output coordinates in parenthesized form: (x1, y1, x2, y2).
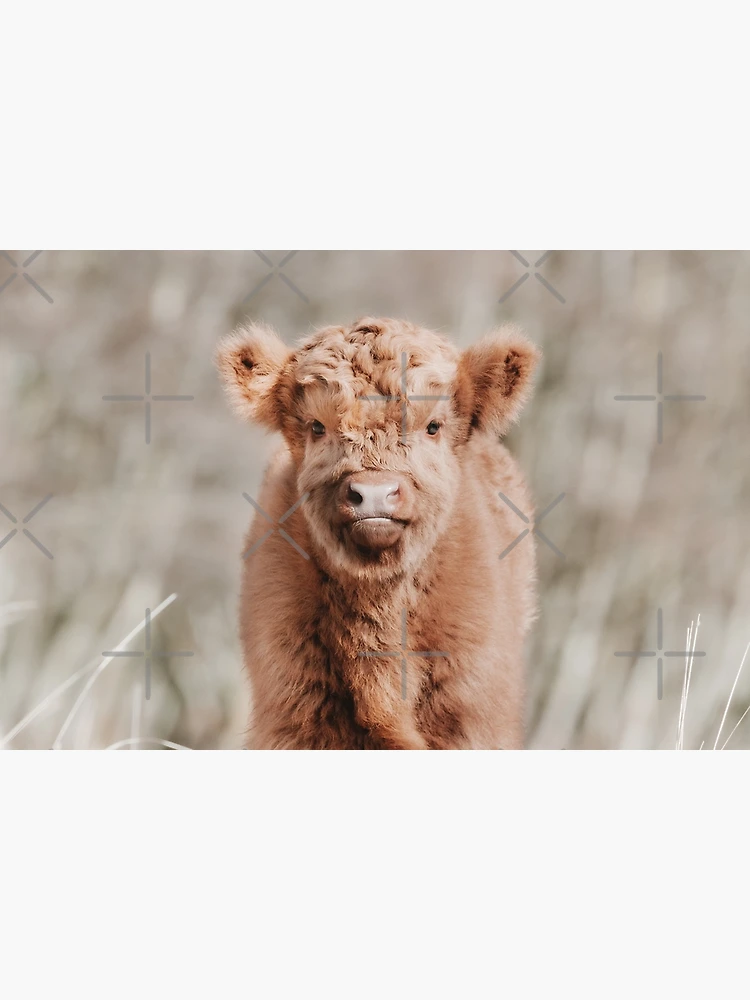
(0, 250, 748, 750)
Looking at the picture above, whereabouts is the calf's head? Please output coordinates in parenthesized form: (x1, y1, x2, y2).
(217, 318, 539, 581)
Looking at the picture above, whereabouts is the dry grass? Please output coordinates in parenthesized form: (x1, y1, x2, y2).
(0, 595, 193, 750)
(2, 597, 749, 750)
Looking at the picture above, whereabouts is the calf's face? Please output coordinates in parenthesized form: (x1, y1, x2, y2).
(217, 319, 538, 581)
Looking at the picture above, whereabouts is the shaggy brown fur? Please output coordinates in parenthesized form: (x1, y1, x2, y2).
(217, 317, 540, 749)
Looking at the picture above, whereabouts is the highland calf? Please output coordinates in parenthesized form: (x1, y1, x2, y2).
(217, 317, 540, 749)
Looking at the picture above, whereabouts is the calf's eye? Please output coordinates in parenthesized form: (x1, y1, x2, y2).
(426, 421, 441, 436)
(311, 420, 326, 438)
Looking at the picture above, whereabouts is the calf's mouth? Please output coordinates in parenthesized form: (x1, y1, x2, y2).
(348, 516, 406, 551)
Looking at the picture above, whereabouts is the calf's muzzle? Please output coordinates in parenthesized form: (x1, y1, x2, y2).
(337, 470, 413, 551)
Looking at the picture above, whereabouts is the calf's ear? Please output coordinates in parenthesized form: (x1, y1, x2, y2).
(457, 326, 540, 437)
(216, 323, 291, 430)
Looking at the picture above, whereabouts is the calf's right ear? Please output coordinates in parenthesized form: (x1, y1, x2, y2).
(215, 323, 291, 430)
(457, 325, 541, 438)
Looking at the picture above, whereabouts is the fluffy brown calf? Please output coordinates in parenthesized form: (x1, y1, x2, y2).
(217, 317, 540, 749)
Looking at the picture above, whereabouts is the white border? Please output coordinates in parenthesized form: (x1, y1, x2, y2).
(3, 753, 747, 998)
(3, 1, 748, 246)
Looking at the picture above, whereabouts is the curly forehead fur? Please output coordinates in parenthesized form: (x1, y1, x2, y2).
(294, 318, 458, 400)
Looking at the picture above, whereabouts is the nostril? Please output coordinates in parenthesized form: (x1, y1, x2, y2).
(347, 484, 364, 506)
(386, 485, 400, 501)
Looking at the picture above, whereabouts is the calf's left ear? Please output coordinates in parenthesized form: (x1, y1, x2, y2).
(215, 322, 291, 430)
(456, 326, 541, 438)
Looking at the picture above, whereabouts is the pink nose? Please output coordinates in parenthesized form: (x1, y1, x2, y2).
(340, 472, 410, 519)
